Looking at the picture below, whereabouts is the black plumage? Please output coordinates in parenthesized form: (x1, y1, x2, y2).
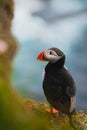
(37, 47, 76, 114)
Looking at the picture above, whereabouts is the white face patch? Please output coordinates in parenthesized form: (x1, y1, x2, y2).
(70, 96, 76, 113)
(44, 50, 61, 63)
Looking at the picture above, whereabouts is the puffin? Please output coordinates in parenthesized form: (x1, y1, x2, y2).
(37, 47, 76, 115)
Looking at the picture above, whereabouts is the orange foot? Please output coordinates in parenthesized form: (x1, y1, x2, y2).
(46, 108, 58, 114)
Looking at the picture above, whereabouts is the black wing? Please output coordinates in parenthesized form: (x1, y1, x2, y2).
(43, 67, 76, 114)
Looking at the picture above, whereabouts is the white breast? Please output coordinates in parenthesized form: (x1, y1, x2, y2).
(64, 65, 68, 70)
(42, 69, 46, 82)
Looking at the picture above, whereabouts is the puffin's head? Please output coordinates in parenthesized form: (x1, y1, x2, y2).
(37, 47, 65, 63)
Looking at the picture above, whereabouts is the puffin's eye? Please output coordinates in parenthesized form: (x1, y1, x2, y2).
(50, 51, 52, 55)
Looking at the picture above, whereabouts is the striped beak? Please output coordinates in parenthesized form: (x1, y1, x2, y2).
(37, 51, 45, 61)
(37, 50, 48, 61)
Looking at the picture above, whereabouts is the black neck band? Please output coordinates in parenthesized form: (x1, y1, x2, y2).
(45, 55, 65, 72)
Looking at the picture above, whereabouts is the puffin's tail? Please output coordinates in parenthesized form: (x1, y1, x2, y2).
(68, 109, 76, 130)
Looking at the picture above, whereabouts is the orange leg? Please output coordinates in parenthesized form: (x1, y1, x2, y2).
(46, 105, 58, 114)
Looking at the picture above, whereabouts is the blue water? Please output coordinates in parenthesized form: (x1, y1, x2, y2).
(12, 5, 87, 112)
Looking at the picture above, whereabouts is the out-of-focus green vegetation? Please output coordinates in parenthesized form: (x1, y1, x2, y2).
(0, 0, 50, 130)
(0, 0, 14, 20)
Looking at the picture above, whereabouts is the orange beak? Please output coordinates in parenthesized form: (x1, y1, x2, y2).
(37, 50, 46, 61)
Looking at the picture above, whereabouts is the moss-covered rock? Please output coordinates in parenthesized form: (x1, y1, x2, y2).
(71, 111, 87, 130)
(24, 99, 87, 130)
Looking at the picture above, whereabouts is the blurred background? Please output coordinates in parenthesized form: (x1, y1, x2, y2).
(12, 0, 87, 112)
